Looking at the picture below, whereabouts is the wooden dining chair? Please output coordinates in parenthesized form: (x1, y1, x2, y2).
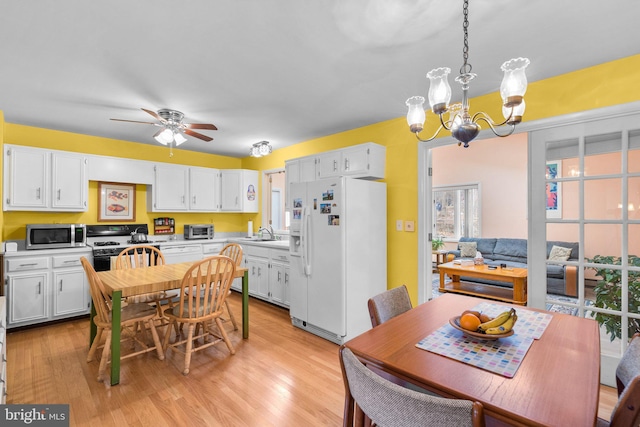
(162, 255, 236, 375)
(81, 257, 165, 383)
(367, 285, 413, 328)
(115, 245, 177, 318)
(597, 333, 640, 427)
(339, 346, 485, 427)
(218, 243, 243, 331)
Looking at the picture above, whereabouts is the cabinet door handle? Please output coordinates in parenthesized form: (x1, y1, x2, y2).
(333, 160, 337, 172)
(19, 263, 38, 267)
(285, 273, 289, 284)
(57, 189, 61, 200)
(258, 267, 261, 276)
(181, 195, 185, 204)
(193, 196, 196, 205)
(235, 196, 239, 206)
(345, 158, 350, 170)
(38, 282, 42, 295)
(37, 187, 41, 200)
(278, 271, 281, 282)
(252, 266, 255, 275)
(59, 279, 63, 292)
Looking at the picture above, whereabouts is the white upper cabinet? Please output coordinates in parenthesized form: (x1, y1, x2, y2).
(151, 164, 189, 211)
(148, 165, 256, 213)
(317, 151, 342, 178)
(287, 142, 385, 187)
(220, 169, 258, 212)
(51, 152, 87, 210)
(189, 166, 219, 211)
(317, 142, 385, 179)
(3, 145, 87, 211)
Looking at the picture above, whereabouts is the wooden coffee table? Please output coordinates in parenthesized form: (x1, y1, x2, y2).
(438, 262, 528, 305)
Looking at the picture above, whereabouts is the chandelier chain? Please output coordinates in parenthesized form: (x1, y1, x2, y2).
(460, 0, 472, 75)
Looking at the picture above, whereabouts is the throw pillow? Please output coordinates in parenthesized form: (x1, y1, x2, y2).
(459, 242, 477, 258)
(549, 245, 572, 261)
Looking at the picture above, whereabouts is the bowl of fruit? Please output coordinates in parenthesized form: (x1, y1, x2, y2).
(449, 308, 517, 340)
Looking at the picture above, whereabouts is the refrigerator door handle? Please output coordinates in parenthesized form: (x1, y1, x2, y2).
(302, 206, 311, 276)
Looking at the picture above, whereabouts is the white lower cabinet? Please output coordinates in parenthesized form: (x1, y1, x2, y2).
(269, 251, 290, 306)
(5, 250, 91, 328)
(243, 245, 290, 308)
(8, 270, 48, 325)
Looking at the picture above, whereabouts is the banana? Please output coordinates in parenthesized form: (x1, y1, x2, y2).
(477, 308, 515, 332)
(485, 313, 518, 335)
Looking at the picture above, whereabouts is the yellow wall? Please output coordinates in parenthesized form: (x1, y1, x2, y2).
(2, 54, 639, 305)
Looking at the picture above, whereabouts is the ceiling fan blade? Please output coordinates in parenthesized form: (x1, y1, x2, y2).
(184, 129, 213, 142)
(141, 108, 166, 123)
(110, 118, 157, 125)
(185, 123, 218, 131)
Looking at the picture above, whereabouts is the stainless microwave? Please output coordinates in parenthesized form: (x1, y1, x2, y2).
(184, 224, 214, 240)
(26, 224, 87, 250)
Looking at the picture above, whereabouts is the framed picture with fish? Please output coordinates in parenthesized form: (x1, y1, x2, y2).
(98, 182, 136, 222)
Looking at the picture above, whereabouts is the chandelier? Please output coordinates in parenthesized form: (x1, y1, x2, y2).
(405, 0, 530, 147)
(250, 141, 272, 157)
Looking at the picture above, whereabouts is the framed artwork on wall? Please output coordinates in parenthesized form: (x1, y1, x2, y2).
(98, 182, 136, 222)
(545, 161, 562, 218)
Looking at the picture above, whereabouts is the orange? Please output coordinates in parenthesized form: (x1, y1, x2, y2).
(479, 313, 492, 323)
(459, 313, 481, 331)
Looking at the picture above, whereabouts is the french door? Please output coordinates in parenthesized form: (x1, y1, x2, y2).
(530, 112, 640, 385)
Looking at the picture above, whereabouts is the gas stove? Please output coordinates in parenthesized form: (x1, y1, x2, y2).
(87, 224, 160, 269)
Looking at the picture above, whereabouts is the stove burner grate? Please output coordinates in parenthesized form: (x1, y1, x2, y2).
(93, 241, 120, 246)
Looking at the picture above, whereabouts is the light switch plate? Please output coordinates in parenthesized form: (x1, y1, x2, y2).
(405, 220, 415, 232)
(396, 220, 403, 231)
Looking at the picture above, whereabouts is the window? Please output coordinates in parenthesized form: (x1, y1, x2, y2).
(433, 184, 480, 240)
(264, 170, 289, 231)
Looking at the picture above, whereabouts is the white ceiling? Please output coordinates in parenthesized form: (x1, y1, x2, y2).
(1, 0, 639, 158)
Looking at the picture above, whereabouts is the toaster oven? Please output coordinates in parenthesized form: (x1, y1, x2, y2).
(184, 224, 214, 240)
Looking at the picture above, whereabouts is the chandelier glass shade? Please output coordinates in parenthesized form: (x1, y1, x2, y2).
(250, 141, 272, 157)
(406, 0, 530, 147)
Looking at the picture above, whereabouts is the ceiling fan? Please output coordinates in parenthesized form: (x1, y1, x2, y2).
(110, 108, 217, 146)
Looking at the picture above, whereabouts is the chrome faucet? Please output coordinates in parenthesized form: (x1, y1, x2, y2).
(258, 226, 274, 240)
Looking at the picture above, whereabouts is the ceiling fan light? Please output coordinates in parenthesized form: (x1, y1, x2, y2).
(153, 129, 169, 145)
(174, 131, 187, 146)
(158, 128, 174, 144)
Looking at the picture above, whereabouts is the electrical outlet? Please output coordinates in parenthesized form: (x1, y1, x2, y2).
(405, 220, 415, 232)
(396, 220, 403, 231)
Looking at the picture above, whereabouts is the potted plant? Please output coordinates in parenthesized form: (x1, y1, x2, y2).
(432, 236, 445, 252)
(587, 254, 640, 341)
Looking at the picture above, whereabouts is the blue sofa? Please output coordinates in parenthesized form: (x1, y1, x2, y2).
(445, 237, 579, 297)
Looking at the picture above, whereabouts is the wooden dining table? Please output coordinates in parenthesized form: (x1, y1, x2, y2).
(93, 261, 248, 386)
(344, 293, 601, 427)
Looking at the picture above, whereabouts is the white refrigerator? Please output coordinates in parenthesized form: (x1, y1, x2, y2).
(289, 176, 387, 344)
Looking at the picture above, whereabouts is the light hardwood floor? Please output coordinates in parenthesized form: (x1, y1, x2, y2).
(7, 293, 617, 426)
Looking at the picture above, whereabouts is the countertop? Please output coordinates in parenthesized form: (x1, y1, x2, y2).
(228, 237, 290, 250)
(2, 236, 290, 257)
(3, 246, 93, 258)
